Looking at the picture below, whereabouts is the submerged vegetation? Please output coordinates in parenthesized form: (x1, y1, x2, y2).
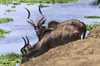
(86, 22, 100, 31)
(37, 4, 49, 8)
(6, 9, 16, 13)
(0, 18, 13, 23)
(0, 28, 11, 37)
(11, 6, 16, 8)
(0, 18, 13, 37)
(97, 0, 100, 5)
(13, 2, 20, 5)
(28, 0, 79, 3)
(26, 3, 34, 5)
(0, 52, 22, 66)
(84, 15, 100, 19)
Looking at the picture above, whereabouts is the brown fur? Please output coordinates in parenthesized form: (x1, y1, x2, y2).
(21, 25, 80, 63)
(48, 19, 86, 39)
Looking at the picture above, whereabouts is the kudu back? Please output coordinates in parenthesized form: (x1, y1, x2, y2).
(48, 19, 86, 39)
(25, 4, 46, 41)
(21, 25, 80, 64)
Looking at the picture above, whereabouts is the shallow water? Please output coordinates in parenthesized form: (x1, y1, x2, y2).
(0, 0, 99, 54)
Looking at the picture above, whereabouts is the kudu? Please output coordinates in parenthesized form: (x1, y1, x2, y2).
(48, 19, 86, 39)
(25, 4, 46, 41)
(21, 25, 81, 64)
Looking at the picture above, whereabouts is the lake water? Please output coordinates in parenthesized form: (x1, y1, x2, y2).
(0, 0, 99, 54)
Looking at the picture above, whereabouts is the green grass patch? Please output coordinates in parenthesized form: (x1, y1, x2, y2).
(19, 0, 34, 3)
(0, 1, 20, 5)
(26, 3, 34, 5)
(0, 0, 79, 5)
(0, 28, 12, 37)
(0, 1, 12, 5)
(37, 4, 49, 8)
(13, 2, 20, 5)
(0, 52, 22, 66)
(17, 0, 79, 3)
(6, 9, 16, 13)
(0, 17, 13, 37)
(34, 0, 79, 3)
(0, 18, 13, 23)
(86, 22, 100, 31)
(84, 15, 100, 19)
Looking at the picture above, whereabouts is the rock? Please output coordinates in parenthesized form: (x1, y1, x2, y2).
(19, 26, 100, 66)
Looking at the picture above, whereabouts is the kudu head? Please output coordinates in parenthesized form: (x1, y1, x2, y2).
(25, 4, 46, 41)
(21, 35, 32, 64)
(21, 36, 40, 64)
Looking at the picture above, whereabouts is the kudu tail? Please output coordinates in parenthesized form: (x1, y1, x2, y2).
(82, 26, 86, 39)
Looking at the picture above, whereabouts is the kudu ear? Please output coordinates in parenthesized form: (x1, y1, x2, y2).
(43, 28, 54, 36)
(48, 20, 60, 29)
(39, 19, 46, 26)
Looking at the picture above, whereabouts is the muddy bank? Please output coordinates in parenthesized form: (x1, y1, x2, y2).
(19, 26, 100, 66)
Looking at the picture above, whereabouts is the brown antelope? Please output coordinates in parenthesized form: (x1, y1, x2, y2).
(21, 25, 81, 64)
(25, 4, 86, 41)
(25, 4, 46, 41)
(48, 19, 86, 39)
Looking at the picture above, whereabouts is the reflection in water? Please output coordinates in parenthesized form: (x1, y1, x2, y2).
(16, 63, 19, 66)
(0, 0, 99, 54)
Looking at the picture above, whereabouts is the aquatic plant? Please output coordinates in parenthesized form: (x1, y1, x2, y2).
(0, 17, 13, 37)
(33, 0, 79, 3)
(26, 3, 34, 5)
(86, 22, 100, 31)
(0, 18, 13, 23)
(0, 28, 12, 37)
(13, 2, 20, 5)
(6, 9, 16, 13)
(4, 13, 6, 15)
(0, 1, 12, 5)
(0, 52, 22, 66)
(97, 0, 100, 5)
(37, 4, 49, 8)
(84, 15, 100, 19)
(11, 6, 16, 8)
(0, 0, 79, 5)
